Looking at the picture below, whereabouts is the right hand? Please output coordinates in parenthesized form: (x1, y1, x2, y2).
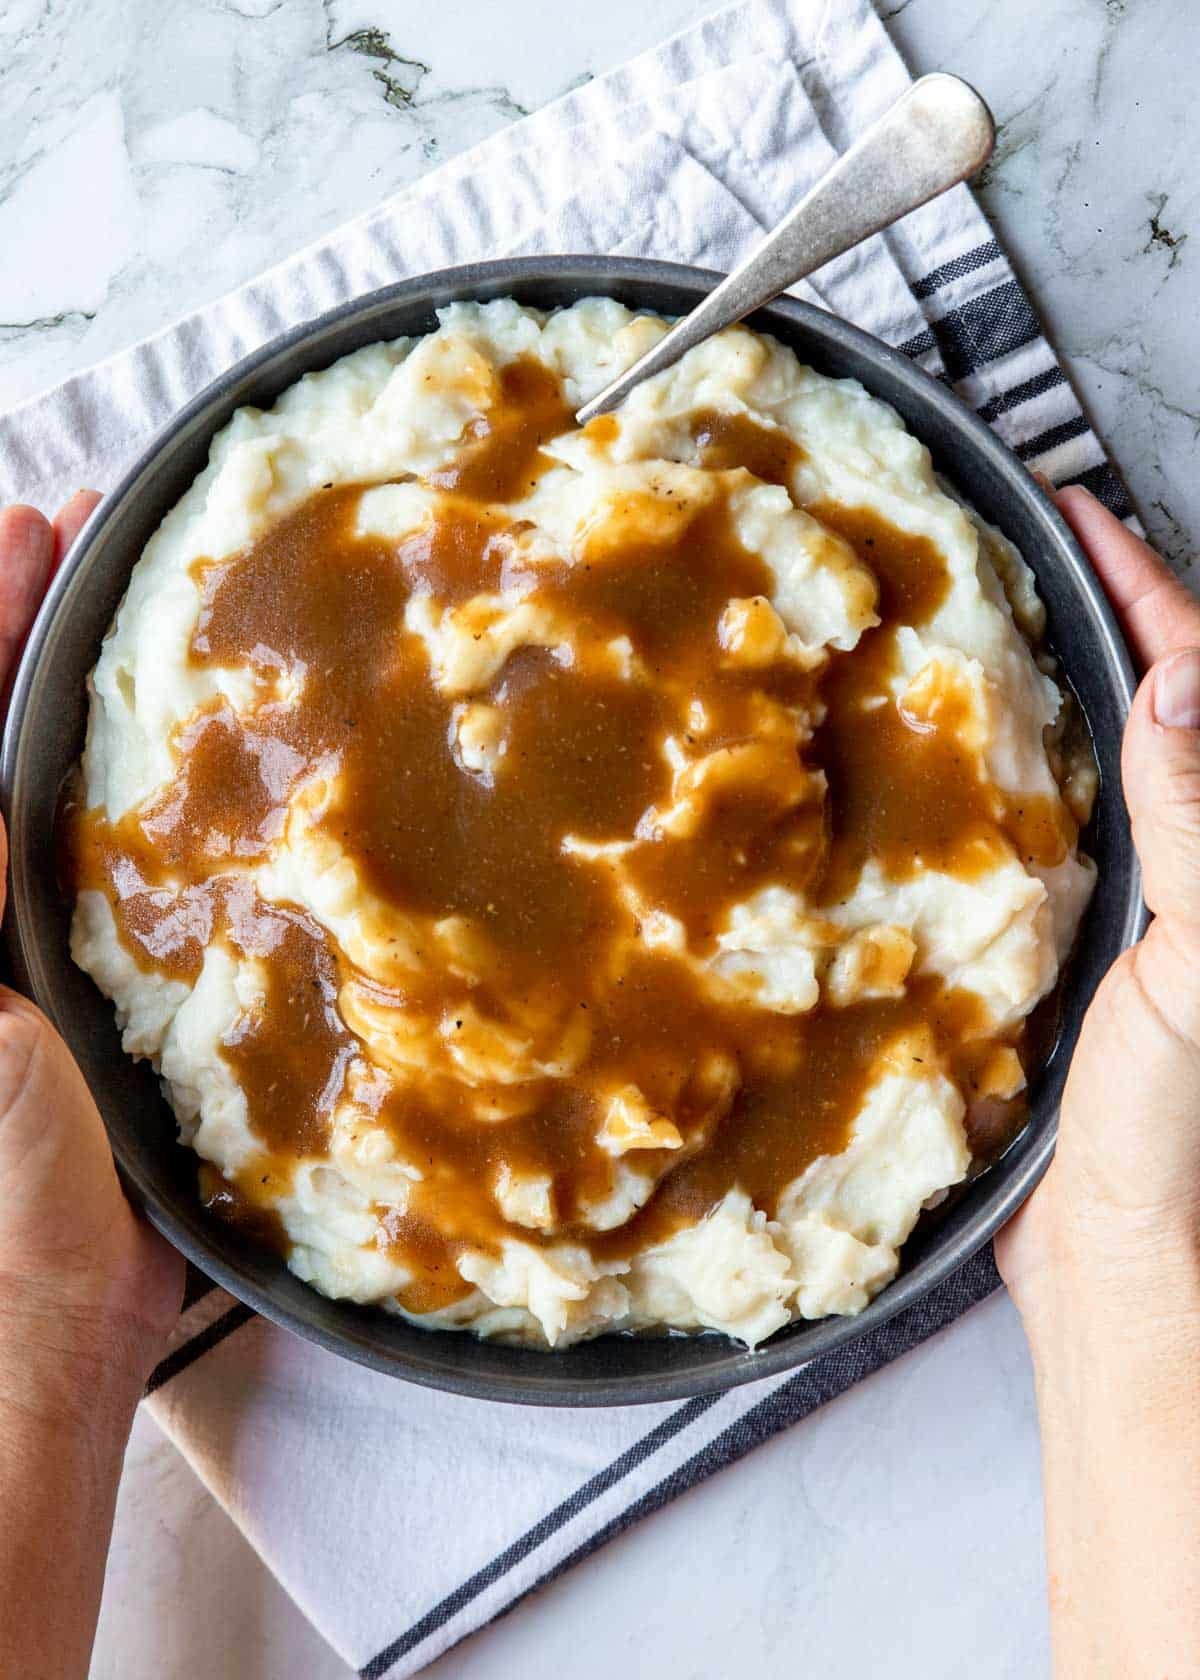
(996, 485, 1200, 1679)
(998, 485, 1200, 1328)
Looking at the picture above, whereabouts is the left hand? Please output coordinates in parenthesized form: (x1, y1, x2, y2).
(0, 493, 182, 1401)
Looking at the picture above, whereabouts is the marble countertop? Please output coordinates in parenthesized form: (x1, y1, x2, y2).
(2, 2, 1195, 1676)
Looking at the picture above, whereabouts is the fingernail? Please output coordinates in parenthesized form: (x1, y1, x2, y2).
(1030, 469, 1055, 495)
(1153, 649, 1200, 729)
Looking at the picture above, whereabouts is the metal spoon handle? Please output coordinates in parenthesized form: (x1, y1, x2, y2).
(575, 72, 994, 424)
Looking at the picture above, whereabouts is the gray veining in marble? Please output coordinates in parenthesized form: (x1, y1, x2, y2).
(888, 0, 1198, 570)
(1, 0, 1195, 568)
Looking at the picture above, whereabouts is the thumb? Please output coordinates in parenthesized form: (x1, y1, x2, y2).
(1123, 646, 1200, 930)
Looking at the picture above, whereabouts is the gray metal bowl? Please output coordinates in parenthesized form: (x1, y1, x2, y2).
(0, 257, 1143, 1405)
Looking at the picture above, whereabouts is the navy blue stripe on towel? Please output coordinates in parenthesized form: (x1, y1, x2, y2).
(899, 279, 1042, 383)
(145, 1302, 255, 1396)
(910, 239, 1002, 299)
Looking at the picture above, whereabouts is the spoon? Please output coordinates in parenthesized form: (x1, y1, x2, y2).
(575, 72, 995, 425)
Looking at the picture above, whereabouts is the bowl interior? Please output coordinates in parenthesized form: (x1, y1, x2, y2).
(0, 258, 1143, 1405)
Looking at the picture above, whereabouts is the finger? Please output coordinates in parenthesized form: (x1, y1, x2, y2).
(1122, 646, 1200, 931)
(0, 505, 54, 692)
(51, 489, 101, 575)
(1056, 485, 1200, 669)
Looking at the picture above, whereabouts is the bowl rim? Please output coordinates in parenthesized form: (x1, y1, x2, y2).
(0, 254, 1146, 1406)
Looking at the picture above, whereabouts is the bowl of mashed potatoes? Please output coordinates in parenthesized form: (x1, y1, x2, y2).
(1, 258, 1142, 1403)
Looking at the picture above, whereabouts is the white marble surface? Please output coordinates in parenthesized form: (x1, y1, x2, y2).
(1, 1, 1194, 1676)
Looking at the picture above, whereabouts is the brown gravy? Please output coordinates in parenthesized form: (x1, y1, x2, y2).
(689, 409, 804, 486)
(809, 504, 1076, 907)
(63, 361, 1076, 1312)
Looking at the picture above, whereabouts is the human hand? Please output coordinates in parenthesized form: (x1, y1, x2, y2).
(997, 486, 1200, 1319)
(0, 493, 183, 1680)
(996, 485, 1200, 1679)
(0, 494, 182, 1404)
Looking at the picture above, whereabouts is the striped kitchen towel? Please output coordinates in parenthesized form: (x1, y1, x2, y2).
(0, 0, 1132, 1674)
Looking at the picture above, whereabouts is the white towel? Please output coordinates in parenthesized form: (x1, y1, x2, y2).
(0, 2, 1132, 1675)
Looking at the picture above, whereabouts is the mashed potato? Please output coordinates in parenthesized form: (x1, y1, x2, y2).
(64, 299, 1095, 1348)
